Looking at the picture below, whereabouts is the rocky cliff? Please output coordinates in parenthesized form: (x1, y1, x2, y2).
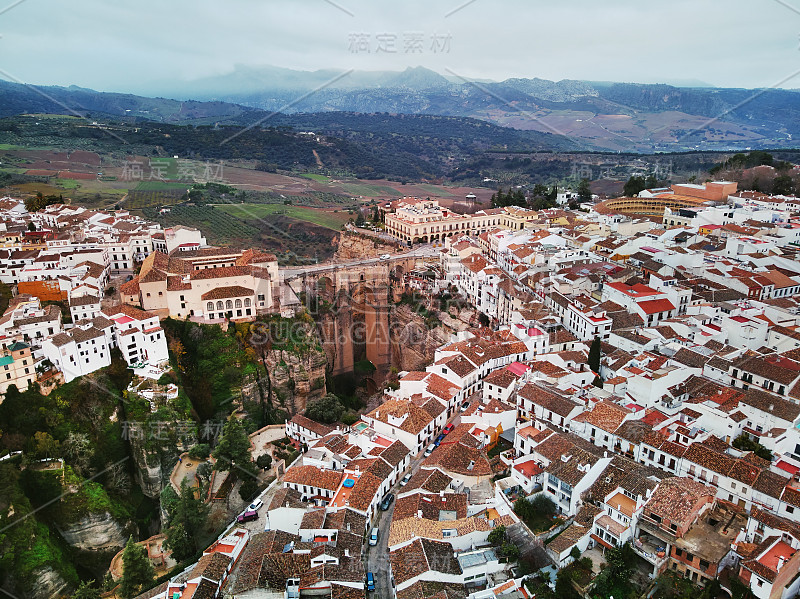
(258, 341, 328, 416)
(334, 231, 397, 261)
(56, 511, 129, 552)
(129, 433, 185, 499)
(389, 304, 474, 371)
(17, 567, 71, 599)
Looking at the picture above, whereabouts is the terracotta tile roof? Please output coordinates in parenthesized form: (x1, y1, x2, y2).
(289, 414, 334, 438)
(283, 465, 344, 491)
(366, 399, 435, 435)
(402, 468, 452, 494)
(200, 285, 254, 301)
(389, 539, 461, 585)
(643, 477, 715, 526)
(574, 400, 630, 433)
(347, 471, 382, 511)
(191, 552, 232, 582)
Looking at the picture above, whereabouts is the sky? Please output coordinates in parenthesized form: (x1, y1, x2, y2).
(1, 0, 800, 94)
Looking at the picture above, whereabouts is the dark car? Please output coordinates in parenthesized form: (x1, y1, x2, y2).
(237, 510, 259, 523)
(442, 423, 455, 435)
(434, 434, 445, 446)
(380, 492, 395, 511)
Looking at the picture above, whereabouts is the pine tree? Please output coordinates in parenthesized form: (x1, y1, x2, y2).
(164, 479, 209, 562)
(588, 336, 601, 374)
(119, 536, 154, 599)
(72, 580, 101, 599)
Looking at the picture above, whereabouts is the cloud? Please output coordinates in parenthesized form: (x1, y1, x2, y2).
(1, 0, 798, 93)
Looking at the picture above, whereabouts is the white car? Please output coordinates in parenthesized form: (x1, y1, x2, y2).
(424, 443, 436, 457)
(369, 527, 379, 546)
(248, 499, 263, 512)
(380, 253, 391, 260)
(400, 473, 413, 487)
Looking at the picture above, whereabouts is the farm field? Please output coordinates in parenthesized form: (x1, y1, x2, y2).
(213, 203, 351, 230)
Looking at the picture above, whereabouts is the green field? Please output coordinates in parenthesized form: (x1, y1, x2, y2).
(0, 144, 23, 150)
(53, 178, 80, 189)
(416, 184, 454, 197)
(300, 173, 329, 182)
(149, 157, 179, 179)
(214, 203, 350, 230)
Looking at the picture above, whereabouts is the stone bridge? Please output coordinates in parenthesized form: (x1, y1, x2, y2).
(282, 256, 421, 378)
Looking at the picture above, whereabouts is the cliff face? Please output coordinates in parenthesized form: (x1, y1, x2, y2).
(20, 567, 70, 599)
(389, 304, 473, 371)
(57, 511, 129, 552)
(129, 435, 184, 499)
(334, 232, 396, 261)
(259, 343, 328, 416)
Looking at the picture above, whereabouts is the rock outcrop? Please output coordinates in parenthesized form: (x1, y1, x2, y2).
(257, 342, 328, 417)
(389, 304, 472, 371)
(56, 511, 129, 552)
(19, 567, 71, 599)
(334, 231, 397, 261)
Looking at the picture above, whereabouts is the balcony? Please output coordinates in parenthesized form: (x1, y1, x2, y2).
(637, 517, 677, 544)
(632, 534, 669, 571)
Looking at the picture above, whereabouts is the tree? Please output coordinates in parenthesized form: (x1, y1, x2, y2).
(196, 461, 213, 481)
(773, 175, 795, 195)
(256, 453, 273, 471)
(33, 431, 60, 459)
(577, 178, 592, 202)
(163, 479, 209, 562)
(355, 211, 365, 227)
(239, 477, 260, 502)
(623, 175, 647, 197)
(119, 536, 154, 599)
(500, 542, 520, 561)
(487, 525, 506, 546)
(569, 546, 581, 562)
(27, 222, 36, 232)
(588, 337, 601, 374)
(213, 417, 254, 473)
(72, 580, 101, 599)
(188, 444, 210, 460)
(304, 393, 345, 424)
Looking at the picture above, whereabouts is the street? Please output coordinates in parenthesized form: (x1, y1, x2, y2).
(363, 413, 461, 597)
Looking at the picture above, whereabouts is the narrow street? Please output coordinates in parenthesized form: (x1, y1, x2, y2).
(365, 500, 396, 599)
(362, 413, 461, 597)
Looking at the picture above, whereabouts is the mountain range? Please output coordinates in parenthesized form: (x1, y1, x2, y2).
(2, 66, 800, 152)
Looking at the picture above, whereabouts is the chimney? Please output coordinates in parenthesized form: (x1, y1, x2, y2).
(417, 510, 423, 519)
(347, 522, 351, 532)
(778, 556, 785, 571)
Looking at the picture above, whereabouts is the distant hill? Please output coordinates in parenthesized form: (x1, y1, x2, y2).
(140, 65, 800, 152)
(3, 68, 800, 152)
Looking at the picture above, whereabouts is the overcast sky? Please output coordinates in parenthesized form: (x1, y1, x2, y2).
(2, 0, 800, 93)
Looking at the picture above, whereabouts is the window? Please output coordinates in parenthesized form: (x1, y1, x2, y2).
(235, 299, 242, 309)
(207, 302, 214, 311)
(244, 298, 251, 307)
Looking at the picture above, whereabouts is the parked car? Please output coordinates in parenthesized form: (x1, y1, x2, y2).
(460, 401, 471, 413)
(248, 499, 263, 512)
(237, 510, 259, 523)
(380, 253, 391, 260)
(424, 443, 436, 457)
(365, 572, 376, 592)
(442, 423, 455, 435)
(434, 434, 445, 446)
(380, 493, 395, 511)
(400, 473, 413, 486)
(369, 527, 379, 546)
